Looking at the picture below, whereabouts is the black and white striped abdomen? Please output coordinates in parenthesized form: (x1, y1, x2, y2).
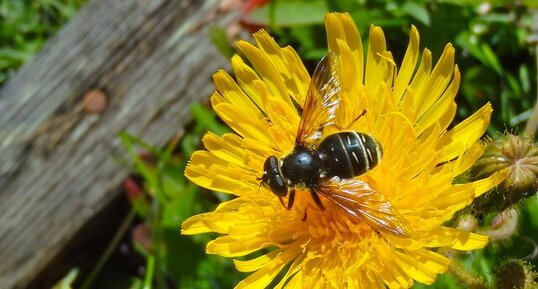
(318, 132, 383, 179)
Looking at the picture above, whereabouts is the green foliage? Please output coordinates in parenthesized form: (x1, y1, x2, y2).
(0, 0, 86, 85)
(209, 26, 235, 58)
(118, 103, 242, 289)
(250, 0, 328, 28)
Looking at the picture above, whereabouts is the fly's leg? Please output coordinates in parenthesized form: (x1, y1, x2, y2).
(302, 207, 308, 221)
(309, 189, 325, 211)
(287, 189, 296, 210)
(278, 197, 286, 209)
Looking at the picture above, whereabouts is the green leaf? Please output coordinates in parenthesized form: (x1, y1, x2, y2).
(519, 64, 530, 94)
(190, 103, 228, 136)
(128, 277, 143, 289)
(0, 48, 33, 62)
(401, 2, 431, 26)
(522, 0, 538, 8)
(303, 48, 327, 60)
(509, 108, 532, 127)
(52, 268, 79, 289)
(455, 32, 484, 62)
(208, 25, 234, 58)
(506, 73, 522, 97)
(525, 197, 538, 228)
(435, 0, 482, 5)
(119, 132, 159, 189)
(477, 13, 512, 23)
(250, 0, 328, 28)
(480, 43, 502, 74)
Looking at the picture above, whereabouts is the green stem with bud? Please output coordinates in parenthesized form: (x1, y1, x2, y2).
(524, 10, 538, 137)
(448, 260, 490, 289)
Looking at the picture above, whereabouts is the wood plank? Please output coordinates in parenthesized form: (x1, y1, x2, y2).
(0, 0, 236, 288)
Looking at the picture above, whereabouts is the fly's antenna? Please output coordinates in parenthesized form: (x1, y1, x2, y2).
(334, 109, 368, 131)
(345, 109, 367, 129)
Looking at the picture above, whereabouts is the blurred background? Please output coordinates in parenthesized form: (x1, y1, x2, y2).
(0, 0, 537, 289)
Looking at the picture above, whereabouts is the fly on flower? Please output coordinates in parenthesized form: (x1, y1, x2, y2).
(260, 53, 409, 237)
(183, 13, 508, 288)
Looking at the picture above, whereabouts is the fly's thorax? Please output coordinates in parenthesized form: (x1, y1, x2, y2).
(281, 148, 323, 186)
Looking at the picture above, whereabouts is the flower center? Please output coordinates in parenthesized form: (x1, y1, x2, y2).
(290, 192, 375, 241)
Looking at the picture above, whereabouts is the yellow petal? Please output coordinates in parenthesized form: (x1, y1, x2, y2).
(230, 55, 265, 109)
(428, 171, 507, 222)
(182, 214, 213, 235)
(449, 142, 485, 177)
(236, 36, 293, 108)
(409, 49, 432, 99)
(253, 32, 310, 105)
(424, 226, 489, 250)
(213, 102, 273, 146)
(325, 13, 364, 84)
(235, 242, 303, 289)
(274, 253, 308, 289)
(182, 200, 268, 235)
(438, 101, 457, 132)
(415, 44, 455, 118)
(379, 253, 413, 289)
(185, 151, 256, 194)
(234, 251, 280, 272)
(214, 68, 264, 118)
(394, 25, 420, 103)
(282, 46, 310, 104)
(255, 80, 298, 150)
(235, 262, 286, 289)
(437, 103, 492, 162)
(334, 40, 365, 127)
(208, 235, 270, 257)
(202, 132, 246, 166)
(416, 65, 460, 133)
(394, 249, 449, 285)
(365, 26, 394, 91)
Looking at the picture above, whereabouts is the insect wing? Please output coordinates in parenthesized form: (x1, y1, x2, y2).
(295, 53, 342, 148)
(317, 178, 410, 237)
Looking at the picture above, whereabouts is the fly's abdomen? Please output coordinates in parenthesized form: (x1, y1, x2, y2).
(318, 132, 383, 179)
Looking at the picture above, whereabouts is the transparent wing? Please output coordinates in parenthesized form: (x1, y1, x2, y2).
(316, 178, 410, 238)
(295, 52, 342, 148)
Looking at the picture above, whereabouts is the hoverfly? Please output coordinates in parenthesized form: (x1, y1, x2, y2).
(260, 53, 409, 237)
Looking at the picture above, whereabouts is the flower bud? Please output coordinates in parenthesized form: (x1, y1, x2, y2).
(480, 208, 518, 241)
(470, 134, 538, 213)
(456, 214, 479, 232)
(123, 177, 151, 218)
(123, 178, 143, 200)
(495, 259, 537, 289)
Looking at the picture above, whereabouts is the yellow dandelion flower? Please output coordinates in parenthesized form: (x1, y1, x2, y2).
(182, 12, 507, 289)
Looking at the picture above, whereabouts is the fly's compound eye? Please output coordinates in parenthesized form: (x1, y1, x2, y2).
(262, 156, 288, 197)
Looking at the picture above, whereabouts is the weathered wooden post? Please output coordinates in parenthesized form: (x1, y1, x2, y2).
(0, 0, 235, 288)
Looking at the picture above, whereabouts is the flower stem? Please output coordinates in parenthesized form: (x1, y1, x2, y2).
(448, 260, 490, 289)
(524, 10, 538, 136)
(80, 209, 136, 289)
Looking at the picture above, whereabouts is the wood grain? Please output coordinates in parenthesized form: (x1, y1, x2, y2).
(0, 0, 236, 288)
